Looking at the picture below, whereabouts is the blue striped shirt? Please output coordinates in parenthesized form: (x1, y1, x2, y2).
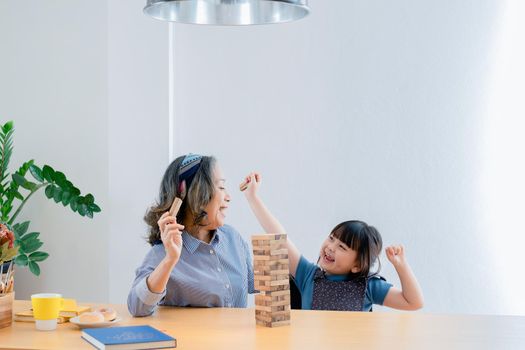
(127, 224, 255, 317)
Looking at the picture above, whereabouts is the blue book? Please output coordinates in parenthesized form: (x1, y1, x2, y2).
(82, 325, 176, 350)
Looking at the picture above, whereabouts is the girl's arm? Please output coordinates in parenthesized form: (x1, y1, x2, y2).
(382, 245, 424, 310)
(242, 173, 301, 277)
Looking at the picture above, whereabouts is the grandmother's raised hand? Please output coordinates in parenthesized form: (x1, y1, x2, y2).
(158, 212, 185, 262)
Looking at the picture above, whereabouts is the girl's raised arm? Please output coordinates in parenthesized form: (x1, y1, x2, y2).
(382, 245, 424, 310)
(242, 172, 301, 276)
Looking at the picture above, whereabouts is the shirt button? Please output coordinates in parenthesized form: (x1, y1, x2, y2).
(210, 250, 214, 255)
(225, 284, 230, 289)
(217, 267, 222, 272)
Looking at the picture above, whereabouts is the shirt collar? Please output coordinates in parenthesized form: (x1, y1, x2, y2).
(325, 274, 349, 282)
(316, 267, 351, 282)
(182, 229, 221, 254)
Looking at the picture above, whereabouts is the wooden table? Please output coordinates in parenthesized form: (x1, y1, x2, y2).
(1, 300, 525, 349)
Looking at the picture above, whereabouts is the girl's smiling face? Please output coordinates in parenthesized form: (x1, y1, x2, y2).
(319, 234, 361, 275)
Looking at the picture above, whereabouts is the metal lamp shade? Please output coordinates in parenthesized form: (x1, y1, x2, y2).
(143, 0, 310, 25)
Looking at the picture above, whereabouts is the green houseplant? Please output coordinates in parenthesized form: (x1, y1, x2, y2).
(0, 120, 100, 276)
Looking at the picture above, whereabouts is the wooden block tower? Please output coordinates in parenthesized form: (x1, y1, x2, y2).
(251, 233, 291, 327)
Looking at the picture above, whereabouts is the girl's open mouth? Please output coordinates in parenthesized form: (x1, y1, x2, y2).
(323, 253, 335, 263)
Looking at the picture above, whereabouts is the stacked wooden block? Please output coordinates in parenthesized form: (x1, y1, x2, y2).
(252, 233, 291, 327)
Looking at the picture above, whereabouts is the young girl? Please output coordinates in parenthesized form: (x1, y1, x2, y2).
(242, 173, 424, 312)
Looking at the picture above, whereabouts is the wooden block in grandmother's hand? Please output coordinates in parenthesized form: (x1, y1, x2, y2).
(169, 197, 183, 216)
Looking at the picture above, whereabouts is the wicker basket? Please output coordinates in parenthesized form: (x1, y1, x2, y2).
(0, 292, 14, 329)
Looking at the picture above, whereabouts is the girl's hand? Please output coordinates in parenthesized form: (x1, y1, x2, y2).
(157, 212, 185, 262)
(385, 245, 407, 268)
(241, 172, 261, 199)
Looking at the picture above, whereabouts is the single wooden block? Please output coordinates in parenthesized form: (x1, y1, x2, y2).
(269, 253, 288, 260)
(254, 283, 290, 292)
(255, 304, 291, 312)
(256, 269, 289, 276)
(256, 309, 290, 320)
(254, 273, 289, 281)
(253, 255, 271, 261)
(269, 279, 289, 287)
(256, 258, 289, 266)
(269, 320, 291, 327)
(255, 264, 288, 273)
(255, 298, 290, 308)
(271, 313, 291, 322)
(251, 233, 287, 241)
(258, 289, 291, 298)
(255, 278, 289, 286)
(255, 293, 290, 304)
(253, 243, 287, 252)
(251, 234, 274, 241)
(270, 248, 289, 256)
(252, 248, 271, 255)
(254, 254, 288, 261)
(256, 319, 288, 328)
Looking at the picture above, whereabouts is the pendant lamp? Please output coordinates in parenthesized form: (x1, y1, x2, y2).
(143, 0, 310, 25)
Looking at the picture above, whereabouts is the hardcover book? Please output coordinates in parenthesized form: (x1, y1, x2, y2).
(82, 325, 176, 350)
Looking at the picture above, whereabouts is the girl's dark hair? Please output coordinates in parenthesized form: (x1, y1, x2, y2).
(330, 220, 383, 279)
(144, 155, 217, 245)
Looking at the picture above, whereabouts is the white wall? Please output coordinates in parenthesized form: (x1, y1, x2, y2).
(1, 0, 524, 315)
(107, 0, 168, 303)
(0, 0, 109, 301)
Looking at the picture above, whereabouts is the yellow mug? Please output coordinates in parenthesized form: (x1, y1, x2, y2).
(31, 293, 63, 331)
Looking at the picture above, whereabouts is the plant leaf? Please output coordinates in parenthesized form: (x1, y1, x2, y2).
(70, 187, 81, 196)
(21, 231, 40, 242)
(85, 194, 94, 204)
(70, 196, 78, 211)
(29, 164, 44, 182)
(53, 187, 62, 203)
(42, 165, 55, 182)
(0, 124, 14, 190)
(13, 221, 30, 237)
(12, 173, 26, 187)
(89, 203, 101, 213)
(28, 261, 40, 276)
(53, 171, 66, 183)
(21, 180, 37, 191)
(21, 239, 43, 254)
(2, 121, 13, 133)
(14, 254, 29, 266)
(78, 203, 88, 216)
(45, 184, 54, 199)
(28, 251, 49, 262)
(17, 160, 34, 176)
(61, 191, 71, 206)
